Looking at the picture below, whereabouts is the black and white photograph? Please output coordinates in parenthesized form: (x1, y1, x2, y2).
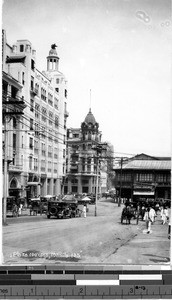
(2, 0, 171, 266)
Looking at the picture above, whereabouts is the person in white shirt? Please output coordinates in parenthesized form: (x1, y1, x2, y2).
(144, 206, 154, 234)
(82, 205, 87, 218)
(162, 206, 168, 225)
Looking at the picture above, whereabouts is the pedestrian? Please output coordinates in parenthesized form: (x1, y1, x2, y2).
(155, 202, 160, 216)
(82, 204, 87, 218)
(162, 206, 168, 225)
(143, 206, 154, 234)
(160, 205, 164, 220)
(168, 214, 171, 239)
(150, 206, 156, 223)
(18, 205, 22, 216)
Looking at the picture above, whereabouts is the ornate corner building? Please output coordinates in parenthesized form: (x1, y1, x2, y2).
(2, 29, 69, 204)
(64, 109, 108, 195)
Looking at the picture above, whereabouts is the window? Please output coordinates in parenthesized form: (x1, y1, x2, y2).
(30, 99, 34, 112)
(31, 76, 34, 90)
(56, 78, 59, 84)
(54, 163, 57, 173)
(54, 97, 59, 110)
(35, 104, 40, 118)
(49, 111, 53, 126)
(13, 117, 17, 129)
(48, 161, 52, 173)
(65, 89, 67, 98)
(71, 178, 78, 184)
(35, 83, 39, 95)
(55, 87, 59, 93)
(30, 118, 34, 130)
(82, 179, 89, 185)
(35, 123, 39, 137)
(54, 148, 58, 159)
(42, 107, 47, 122)
(34, 140, 39, 154)
(156, 173, 170, 183)
(34, 158, 38, 171)
(137, 173, 153, 182)
(48, 145, 52, 158)
(41, 143, 46, 156)
(55, 116, 59, 128)
(20, 45, 24, 52)
(29, 137, 33, 149)
(118, 173, 132, 181)
(13, 134, 16, 155)
(41, 160, 46, 172)
(41, 88, 46, 101)
(41, 127, 46, 140)
(29, 156, 32, 170)
(31, 59, 35, 71)
(22, 136, 24, 148)
(48, 93, 53, 106)
(21, 155, 23, 166)
(22, 72, 25, 85)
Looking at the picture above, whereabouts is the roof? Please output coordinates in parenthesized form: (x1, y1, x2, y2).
(114, 160, 171, 170)
(84, 109, 96, 124)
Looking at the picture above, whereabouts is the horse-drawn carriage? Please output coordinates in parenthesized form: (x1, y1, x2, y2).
(29, 197, 48, 215)
(121, 202, 140, 225)
(6, 196, 19, 217)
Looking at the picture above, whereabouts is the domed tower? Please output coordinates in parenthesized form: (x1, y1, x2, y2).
(81, 109, 100, 141)
(47, 43, 59, 71)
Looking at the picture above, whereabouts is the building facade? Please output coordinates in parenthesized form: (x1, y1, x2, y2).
(2, 30, 68, 203)
(64, 109, 107, 195)
(114, 153, 171, 202)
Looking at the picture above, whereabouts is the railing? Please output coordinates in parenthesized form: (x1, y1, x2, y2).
(9, 165, 23, 172)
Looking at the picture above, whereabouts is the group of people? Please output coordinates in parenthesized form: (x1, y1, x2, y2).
(143, 203, 170, 237)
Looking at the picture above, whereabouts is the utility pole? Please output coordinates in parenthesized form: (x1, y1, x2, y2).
(2, 95, 25, 225)
(3, 117, 8, 225)
(118, 157, 123, 207)
(92, 143, 107, 216)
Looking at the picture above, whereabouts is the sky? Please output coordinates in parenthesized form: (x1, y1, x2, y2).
(2, 0, 172, 157)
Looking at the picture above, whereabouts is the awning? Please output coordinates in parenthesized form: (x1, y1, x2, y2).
(27, 182, 39, 186)
(133, 191, 154, 196)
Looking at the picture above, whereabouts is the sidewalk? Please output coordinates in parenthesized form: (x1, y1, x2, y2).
(104, 215, 171, 265)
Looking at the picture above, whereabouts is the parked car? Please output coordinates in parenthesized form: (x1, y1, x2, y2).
(47, 198, 80, 219)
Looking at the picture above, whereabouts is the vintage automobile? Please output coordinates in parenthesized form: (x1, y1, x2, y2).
(47, 197, 80, 219)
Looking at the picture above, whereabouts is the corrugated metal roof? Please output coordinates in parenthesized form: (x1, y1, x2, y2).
(115, 160, 171, 170)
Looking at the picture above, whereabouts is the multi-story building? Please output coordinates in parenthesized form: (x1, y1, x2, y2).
(64, 109, 107, 195)
(2, 30, 68, 203)
(114, 153, 171, 202)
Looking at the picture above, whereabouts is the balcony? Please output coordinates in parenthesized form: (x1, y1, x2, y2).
(3, 93, 26, 110)
(30, 87, 38, 96)
(9, 165, 23, 172)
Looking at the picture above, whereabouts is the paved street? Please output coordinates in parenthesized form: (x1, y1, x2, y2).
(3, 198, 170, 265)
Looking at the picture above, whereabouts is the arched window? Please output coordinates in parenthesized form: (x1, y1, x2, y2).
(10, 178, 17, 188)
